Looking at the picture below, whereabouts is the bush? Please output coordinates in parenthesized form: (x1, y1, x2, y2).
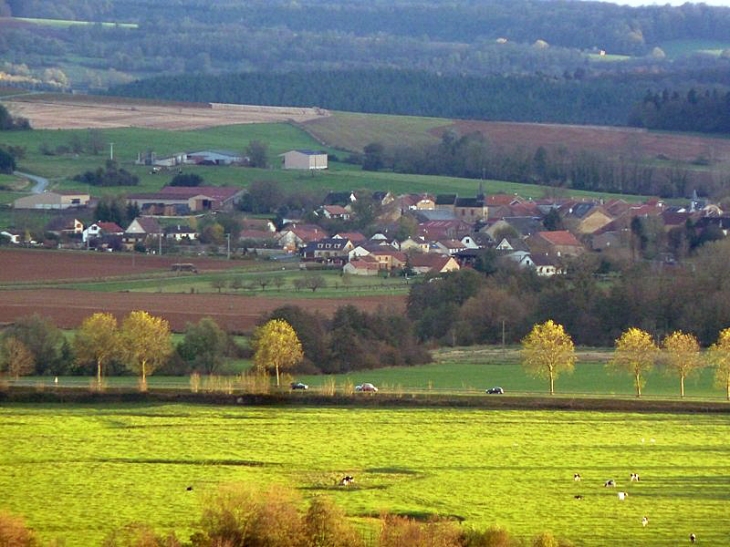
(379, 514, 463, 547)
(0, 510, 40, 547)
(102, 523, 181, 547)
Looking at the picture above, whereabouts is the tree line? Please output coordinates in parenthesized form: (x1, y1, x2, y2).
(356, 129, 719, 199)
(629, 87, 730, 134)
(522, 319, 730, 399)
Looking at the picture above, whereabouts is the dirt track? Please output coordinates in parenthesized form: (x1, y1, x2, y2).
(3, 97, 329, 130)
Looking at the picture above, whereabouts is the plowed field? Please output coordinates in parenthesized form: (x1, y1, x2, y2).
(0, 249, 403, 332)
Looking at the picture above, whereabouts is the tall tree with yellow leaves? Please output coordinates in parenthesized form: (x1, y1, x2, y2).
(662, 330, 702, 398)
(252, 319, 303, 387)
(521, 319, 576, 395)
(120, 311, 173, 390)
(73, 312, 121, 389)
(609, 327, 658, 398)
(707, 327, 730, 401)
(0, 337, 34, 379)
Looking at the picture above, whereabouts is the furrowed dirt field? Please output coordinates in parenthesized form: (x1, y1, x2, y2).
(3, 95, 329, 130)
(0, 249, 402, 332)
(446, 120, 730, 164)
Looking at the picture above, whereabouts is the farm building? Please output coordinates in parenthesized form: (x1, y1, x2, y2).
(280, 149, 328, 170)
(126, 186, 245, 215)
(14, 191, 90, 210)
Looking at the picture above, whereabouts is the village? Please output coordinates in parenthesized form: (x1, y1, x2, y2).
(4, 150, 727, 278)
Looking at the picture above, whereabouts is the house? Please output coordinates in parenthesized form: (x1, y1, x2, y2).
(418, 220, 472, 240)
(504, 250, 535, 269)
(333, 232, 367, 245)
(365, 247, 408, 272)
(454, 196, 488, 221)
(320, 205, 350, 220)
(277, 224, 324, 251)
(44, 217, 84, 237)
(14, 191, 90, 210)
(400, 236, 431, 253)
(82, 221, 124, 244)
(281, 149, 328, 170)
(433, 239, 467, 255)
(343, 255, 381, 276)
(481, 217, 544, 240)
(526, 230, 585, 258)
(531, 254, 564, 277)
(409, 253, 460, 275)
(125, 217, 163, 247)
(301, 238, 354, 263)
(165, 224, 198, 242)
(126, 186, 245, 215)
(562, 202, 614, 235)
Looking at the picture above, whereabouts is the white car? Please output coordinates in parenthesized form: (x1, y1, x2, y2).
(355, 383, 378, 392)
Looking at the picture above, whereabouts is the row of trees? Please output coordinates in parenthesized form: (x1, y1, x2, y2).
(73, 159, 139, 187)
(359, 129, 719, 199)
(0, 312, 245, 384)
(522, 320, 730, 399)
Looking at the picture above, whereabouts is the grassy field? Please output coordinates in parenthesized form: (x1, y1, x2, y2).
(1, 403, 729, 547)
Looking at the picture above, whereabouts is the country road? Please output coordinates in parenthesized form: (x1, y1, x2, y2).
(13, 171, 49, 193)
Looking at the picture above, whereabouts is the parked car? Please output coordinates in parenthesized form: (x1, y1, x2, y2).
(355, 383, 378, 392)
(486, 387, 504, 394)
(290, 382, 308, 390)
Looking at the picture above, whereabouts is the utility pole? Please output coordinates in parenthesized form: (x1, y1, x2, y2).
(226, 233, 231, 260)
(109, 142, 114, 161)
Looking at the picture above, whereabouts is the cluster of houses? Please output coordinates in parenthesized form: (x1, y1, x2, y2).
(7, 181, 728, 277)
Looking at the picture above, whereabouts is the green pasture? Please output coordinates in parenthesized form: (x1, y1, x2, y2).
(34, 358, 727, 401)
(0, 112, 652, 206)
(1, 404, 728, 547)
(62, 268, 411, 297)
(657, 39, 730, 59)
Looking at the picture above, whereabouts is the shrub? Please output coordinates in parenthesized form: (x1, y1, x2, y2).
(303, 496, 364, 547)
(0, 510, 40, 547)
(379, 514, 463, 547)
(102, 523, 181, 547)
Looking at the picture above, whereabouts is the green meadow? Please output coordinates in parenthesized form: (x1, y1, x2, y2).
(1, 404, 729, 547)
(0, 112, 651, 202)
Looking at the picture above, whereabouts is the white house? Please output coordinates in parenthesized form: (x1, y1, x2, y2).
(280, 149, 328, 170)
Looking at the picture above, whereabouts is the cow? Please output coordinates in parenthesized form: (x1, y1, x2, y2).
(573, 473, 581, 481)
(618, 491, 628, 500)
(573, 495, 584, 500)
(339, 475, 354, 486)
(642, 516, 649, 527)
(689, 533, 696, 543)
(630, 473, 641, 482)
(604, 479, 616, 487)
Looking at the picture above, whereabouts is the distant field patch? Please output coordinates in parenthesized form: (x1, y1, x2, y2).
(14, 16, 138, 29)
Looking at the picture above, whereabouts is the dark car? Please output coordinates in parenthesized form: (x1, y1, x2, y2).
(290, 382, 308, 390)
(486, 387, 504, 394)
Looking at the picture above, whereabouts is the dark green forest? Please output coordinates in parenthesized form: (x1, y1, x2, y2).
(3, 0, 730, 128)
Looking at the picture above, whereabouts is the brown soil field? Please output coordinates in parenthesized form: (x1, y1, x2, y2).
(3, 96, 329, 130)
(0, 248, 241, 283)
(0, 289, 402, 333)
(445, 120, 730, 164)
(0, 248, 403, 332)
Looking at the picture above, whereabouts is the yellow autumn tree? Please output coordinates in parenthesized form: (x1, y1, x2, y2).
(662, 330, 702, 398)
(120, 311, 173, 390)
(253, 319, 303, 387)
(609, 327, 658, 398)
(521, 319, 576, 395)
(73, 312, 121, 389)
(707, 327, 730, 401)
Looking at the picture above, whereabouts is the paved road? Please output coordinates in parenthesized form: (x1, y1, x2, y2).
(13, 171, 49, 193)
